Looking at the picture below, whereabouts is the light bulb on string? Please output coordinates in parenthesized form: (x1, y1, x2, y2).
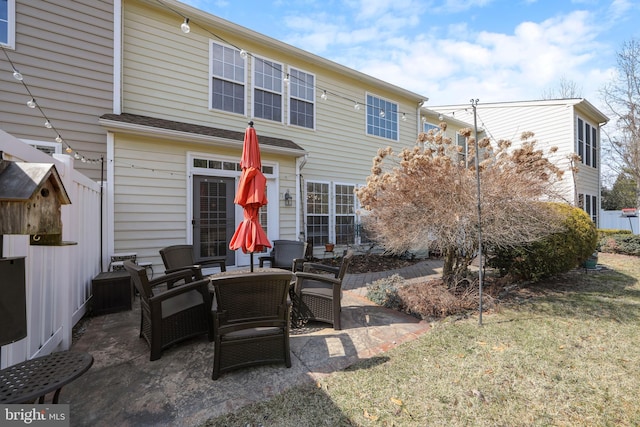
(55, 135, 62, 143)
(379, 109, 385, 118)
(45, 120, 52, 129)
(321, 90, 327, 101)
(65, 146, 72, 153)
(239, 49, 248, 59)
(402, 113, 407, 121)
(354, 102, 360, 111)
(181, 18, 190, 33)
(27, 98, 36, 108)
(283, 73, 290, 85)
(74, 152, 81, 160)
(12, 69, 23, 81)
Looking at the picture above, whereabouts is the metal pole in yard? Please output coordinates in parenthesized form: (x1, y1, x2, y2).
(471, 98, 484, 326)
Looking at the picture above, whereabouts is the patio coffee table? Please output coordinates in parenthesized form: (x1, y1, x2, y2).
(0, 351, 93, 404)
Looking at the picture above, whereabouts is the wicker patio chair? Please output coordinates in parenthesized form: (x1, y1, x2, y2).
(123, 260, 214, 361)
(258, 240, 307, 271)
(160, 244, 226, 286)
(210, 272, 293, 380)
(293, 250, 353, 330)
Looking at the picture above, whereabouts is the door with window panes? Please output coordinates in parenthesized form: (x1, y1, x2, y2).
(193, 175, 236, 266)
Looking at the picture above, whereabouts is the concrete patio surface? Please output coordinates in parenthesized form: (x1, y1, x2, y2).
(62, 259, 443, 426)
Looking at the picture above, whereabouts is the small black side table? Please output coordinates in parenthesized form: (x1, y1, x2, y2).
(0, 351, 93, 404)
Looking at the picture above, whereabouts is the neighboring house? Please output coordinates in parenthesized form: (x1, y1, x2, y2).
(0, 0, 114, 182)
(432, 99, 609, 226)
(100, 0, 455, 270)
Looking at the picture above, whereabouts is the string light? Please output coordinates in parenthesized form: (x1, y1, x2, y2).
(155, 0, 422, 120)
(402, 113, 407, 121)
(180, 18, 190, 33)
(379, 109, 385, 118)
(2, 46, 103, 164)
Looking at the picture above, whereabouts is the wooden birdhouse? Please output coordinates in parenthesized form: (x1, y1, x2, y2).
(0, 158, 71, 243)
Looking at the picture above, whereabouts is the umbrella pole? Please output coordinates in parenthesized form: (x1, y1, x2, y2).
(250, 252, 254, 272)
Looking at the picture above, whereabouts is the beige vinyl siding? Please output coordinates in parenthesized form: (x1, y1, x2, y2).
(0, 0, 113, 181)
(112, 133, 297, 269)
(122, 2, 421, 187)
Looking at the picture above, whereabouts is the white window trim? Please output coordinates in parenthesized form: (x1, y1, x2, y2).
(304, 179, 331, 245)
(1, 0, 15, 49)
(251, 54, 284, 124)
(22, 139, 62, 155)
(208, 39, 248, 117)
(576, 115, 598, 169)
(287, 66, 316, 130)
(365, 92, 400, 142)
(187, 152, 280, 262)
(333, 181, 357, 245)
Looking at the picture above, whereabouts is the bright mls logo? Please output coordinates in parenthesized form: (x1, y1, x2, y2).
(1, 405, 69, 426)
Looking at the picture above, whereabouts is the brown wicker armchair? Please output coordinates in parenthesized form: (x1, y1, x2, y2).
(210, 272, 293, 380)
(123, 260, 214, 361)
(160, 244, 226, 286)
(293, 250, 353, 330)
(258, 240, 307, 271)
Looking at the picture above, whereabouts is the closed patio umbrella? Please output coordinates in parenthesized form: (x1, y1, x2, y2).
(229, 122, 271, 271)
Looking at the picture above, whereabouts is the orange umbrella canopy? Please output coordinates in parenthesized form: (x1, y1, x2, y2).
(229, 123, 272, 255)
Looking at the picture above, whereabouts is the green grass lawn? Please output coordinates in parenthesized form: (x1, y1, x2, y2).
(203, 253, 640, 426)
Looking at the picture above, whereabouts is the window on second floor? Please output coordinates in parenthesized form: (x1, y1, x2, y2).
(423, 122, 439, 134)
(577, 117, 597, 168)
(0, 0, 14, 49)
(210, 42, 246, 115)
(253, 57, 283, 122)
(288, 68, 315, 129)
(367, 94, 398, 141)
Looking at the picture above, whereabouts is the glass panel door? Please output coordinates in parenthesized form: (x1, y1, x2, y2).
(193, 175, 236, 266)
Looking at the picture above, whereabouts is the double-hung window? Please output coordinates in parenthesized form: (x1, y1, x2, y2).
(366, 94, 398, 141)
(253, 57, 283, 122)
(305, 182, 357, 247)
(289, 68, 315, 129)
(423, 122, 439, 133)
(210, 42, 245, 114)
(335, 184, 355, 245)
(306, 182, 329, 246)
(578, 193, 598, 224)
(1, 0, 15, 49)
(577, 117, 597, 168)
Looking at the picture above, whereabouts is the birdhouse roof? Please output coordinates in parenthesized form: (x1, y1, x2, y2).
(0, 161, 71, 204)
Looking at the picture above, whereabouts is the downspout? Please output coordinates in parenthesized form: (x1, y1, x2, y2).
(296, 154, 309, 242)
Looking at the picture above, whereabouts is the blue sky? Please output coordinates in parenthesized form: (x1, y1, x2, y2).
(180, 0, 639, 112)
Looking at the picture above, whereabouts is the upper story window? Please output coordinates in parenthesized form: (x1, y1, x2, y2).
(367, 94, 398, 141)
(253, 57, 283, 122)
(210, 41, 246, 115)
(288, 68, 315, 129)
(1, 0, 15, 49)
(577, 117, 597, 168)
(423, 122, 439, 133)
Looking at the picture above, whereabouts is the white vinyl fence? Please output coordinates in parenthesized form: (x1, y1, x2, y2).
(1, 130, 102, 368)
(599, 210, 640, 234)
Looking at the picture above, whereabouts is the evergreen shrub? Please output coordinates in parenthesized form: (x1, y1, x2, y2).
(488, 203, 597, 281)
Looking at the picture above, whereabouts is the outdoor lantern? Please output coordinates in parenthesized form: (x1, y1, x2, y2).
(284, 190, 292, 206)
